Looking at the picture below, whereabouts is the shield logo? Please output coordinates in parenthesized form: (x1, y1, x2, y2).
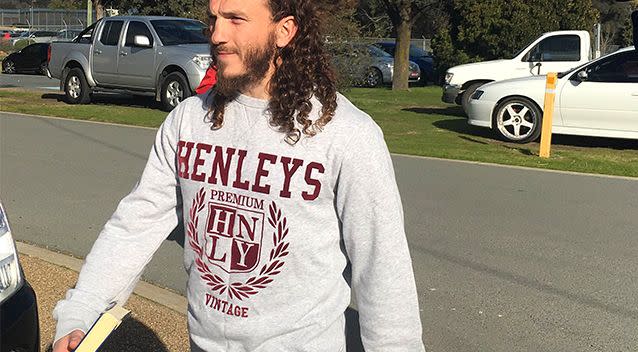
(203, 202, 264, 273)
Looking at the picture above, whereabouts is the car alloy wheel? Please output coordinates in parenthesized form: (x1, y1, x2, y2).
(365, 68, 383, 88)
(166, 80, 184, 108)
(67, 76, 81, 99)
(3, 60, 15, 74)
(494, 97, 542, 143)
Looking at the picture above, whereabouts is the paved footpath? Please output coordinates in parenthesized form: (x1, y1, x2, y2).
(18, 242, 189, 352)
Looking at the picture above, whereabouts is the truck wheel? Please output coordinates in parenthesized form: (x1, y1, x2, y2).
(161, 72, 192, 111)
(461, 83, 484, 114)
(64, 68, 91, 104)
(493, 96, 542, 143)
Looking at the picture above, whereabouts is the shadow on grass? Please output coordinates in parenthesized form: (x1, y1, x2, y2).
(432, 117, 638, 151)
(403, 106, 465, 118)
(41, 92, 161, 110)
(45, 317, 171, 352)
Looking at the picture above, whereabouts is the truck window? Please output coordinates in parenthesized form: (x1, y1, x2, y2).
(100, 20, 124, 46)
(150, 19, 208, 46)
(125, 21, 154, 47)
(75, 22, 97, 44)
(524, 35, 580, 62)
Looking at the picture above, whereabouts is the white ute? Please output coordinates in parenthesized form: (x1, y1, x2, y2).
(442, 30, 592, 113)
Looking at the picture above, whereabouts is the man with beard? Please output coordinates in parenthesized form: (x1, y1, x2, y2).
(52, 0, 425, 351)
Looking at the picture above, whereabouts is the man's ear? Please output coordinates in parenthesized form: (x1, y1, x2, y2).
(275, 16, 298, 48)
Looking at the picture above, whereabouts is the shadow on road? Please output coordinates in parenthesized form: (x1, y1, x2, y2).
(421, 246, 638, 321)
(40, 92, 162, 110)
(44, 317, 171, 352)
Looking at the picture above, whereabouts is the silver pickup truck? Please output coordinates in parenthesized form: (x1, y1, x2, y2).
(48, 16, 212, 111)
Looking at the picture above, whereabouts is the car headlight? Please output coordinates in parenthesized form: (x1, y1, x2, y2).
(471, 90, 484, 100)
(445, 72, 454, 84)
(0, 203, 22, 304)
(192, 55, 213, 70)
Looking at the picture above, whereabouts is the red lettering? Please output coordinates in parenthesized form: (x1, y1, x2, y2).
(232, 149, 250, 190)
(241, 307, 248, 317)
(208, 146, 235, 186)
(279, 156, 304, 198)
(251, 153, 277, 194)
(177, 141, 195, 179)
(302, 162, 325, 201)
(192, 143, 213, 182)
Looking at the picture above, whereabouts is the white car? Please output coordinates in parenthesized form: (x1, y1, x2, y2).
(467, 47, 638, 143)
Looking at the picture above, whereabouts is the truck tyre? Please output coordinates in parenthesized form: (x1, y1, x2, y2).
(64, 68, 91, 104)
(161, 72, 192, 111)
(461, 82, 484, 114)
(493, 96, 542, 143)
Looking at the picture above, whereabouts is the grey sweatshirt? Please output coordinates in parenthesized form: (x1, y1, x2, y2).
(54, 92, 425, 351)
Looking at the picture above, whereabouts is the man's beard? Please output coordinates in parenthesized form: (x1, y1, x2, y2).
(212, 34, 277, 97)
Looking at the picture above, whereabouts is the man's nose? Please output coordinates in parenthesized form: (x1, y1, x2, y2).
(210, 18, 228, 45)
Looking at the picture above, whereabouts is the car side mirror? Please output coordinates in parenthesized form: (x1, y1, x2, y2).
(133, 35, 151, 48)
(576, 70, 588, 81)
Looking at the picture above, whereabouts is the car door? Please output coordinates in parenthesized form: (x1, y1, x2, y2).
(559, 50, 638, 132)
(15, 44, 37, 71)
(117, 20, 156, 89)
(92, 20, 124, 85)
(517, 35, 582, 76)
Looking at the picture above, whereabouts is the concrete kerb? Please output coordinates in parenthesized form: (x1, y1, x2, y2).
(16, 241, 187, 315)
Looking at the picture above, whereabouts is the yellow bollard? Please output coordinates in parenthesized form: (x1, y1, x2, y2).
(539, 73, 558, 158)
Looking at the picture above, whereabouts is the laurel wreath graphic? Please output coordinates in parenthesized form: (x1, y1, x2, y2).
(188, 188, 290, 301)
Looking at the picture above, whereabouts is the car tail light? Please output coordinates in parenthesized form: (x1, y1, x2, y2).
(47, 45, 51, 63)
(0, 203, 23, 304)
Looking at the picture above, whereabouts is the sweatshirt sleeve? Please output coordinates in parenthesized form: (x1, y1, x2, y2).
(53, 106, 184, 343)
(336, 121, 425, 351)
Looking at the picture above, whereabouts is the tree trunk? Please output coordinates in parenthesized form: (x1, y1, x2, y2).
(94, 0, 104, 20)
(392, 2, 411, 91)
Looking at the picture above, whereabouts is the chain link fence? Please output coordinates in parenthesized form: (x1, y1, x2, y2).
(0, 8, 96, 31)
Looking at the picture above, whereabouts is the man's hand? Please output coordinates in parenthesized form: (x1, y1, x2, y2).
(52, 329, 85, 352)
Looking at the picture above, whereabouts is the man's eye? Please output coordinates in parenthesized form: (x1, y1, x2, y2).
(231, 17, 245, 23)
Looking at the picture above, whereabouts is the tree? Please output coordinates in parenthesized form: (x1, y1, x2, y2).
(372, 0, 441, 90)
(432, 0, 599, 80)
(104, 0, 207, 19)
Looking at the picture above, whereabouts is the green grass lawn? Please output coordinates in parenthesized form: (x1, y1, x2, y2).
(2, 87, 638, 177)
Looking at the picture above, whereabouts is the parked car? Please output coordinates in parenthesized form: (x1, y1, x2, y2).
(0, 201, 40, 352)
(334, 44, 420, 87)
(9, 31, 31, 46)
(467, 47, 638, 143)
(29, 30, 58, 43)
(375, 41, 434, 85)
(2, 43, 50, 75)
(48, 16, 211, 111)
(444, 30, 593, 113)
(54, 28, 82, 42)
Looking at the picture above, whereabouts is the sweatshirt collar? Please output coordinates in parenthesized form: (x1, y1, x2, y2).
(235, 93, 269, 109)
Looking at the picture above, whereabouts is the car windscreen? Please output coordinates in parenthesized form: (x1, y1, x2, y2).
(367, 45, 392, 58)
(409, 46, 430, 57)
(150, 20, 208, 46)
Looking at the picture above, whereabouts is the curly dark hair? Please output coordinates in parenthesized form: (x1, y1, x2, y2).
(208, 0, 338, 145)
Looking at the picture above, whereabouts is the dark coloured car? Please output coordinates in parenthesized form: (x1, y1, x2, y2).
(2, 43, 50, 75)
(0, 201, 40, 352)
(375, 41, 434, 85)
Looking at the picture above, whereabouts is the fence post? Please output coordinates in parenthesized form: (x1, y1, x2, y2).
(539, 72, 558, 158)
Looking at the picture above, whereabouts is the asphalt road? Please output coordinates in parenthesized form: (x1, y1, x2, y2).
(0, 72, 60, 90)
(2, 111, 638, 351)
